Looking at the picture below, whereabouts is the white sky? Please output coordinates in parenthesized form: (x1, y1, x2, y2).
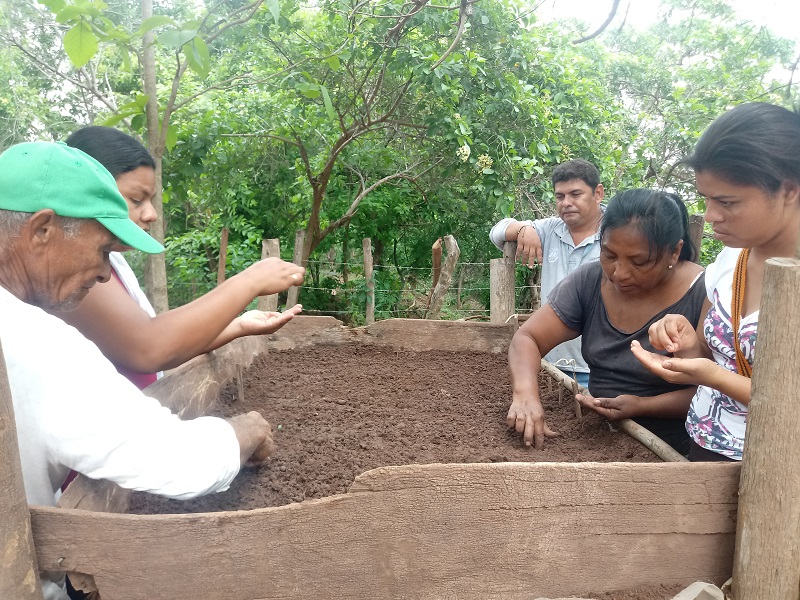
(535, 0, 800, 43)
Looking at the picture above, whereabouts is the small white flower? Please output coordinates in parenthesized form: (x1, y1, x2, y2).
(457, 144, 471, 162)
(454, 113, 461, 120)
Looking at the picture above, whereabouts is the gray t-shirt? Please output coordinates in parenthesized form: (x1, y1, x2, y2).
(547, 262, 707, 452)
(548, 261, 707, 398)
(489, 216, 602, 373)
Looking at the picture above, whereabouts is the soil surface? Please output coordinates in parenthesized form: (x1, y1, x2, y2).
(130, 344, 671, 599)
(132, 344, 656, 515)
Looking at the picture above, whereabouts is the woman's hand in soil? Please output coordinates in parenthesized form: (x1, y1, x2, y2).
(227, 411, 276, 467)
(575, 393, 640, 421)
(506, 397, 560, 449)
(234, 304, 303, 337)
(631, 341, 719, 387)
(647, 314, 702, 357)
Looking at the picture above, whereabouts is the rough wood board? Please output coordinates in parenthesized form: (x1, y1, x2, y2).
(360, 318, 514, 353)
(267, 316, 516, 354)
(33, 462, 740, 600)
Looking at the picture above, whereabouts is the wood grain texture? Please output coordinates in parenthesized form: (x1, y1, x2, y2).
(427, 235, 460, 320)
(33, 462, 739, 600)
(0, 340, 44, 600)
(490, 257, 516, 324)
(733, 258, 800, 600)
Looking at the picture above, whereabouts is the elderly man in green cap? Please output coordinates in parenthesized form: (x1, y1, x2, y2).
(0, 142, 276, 600)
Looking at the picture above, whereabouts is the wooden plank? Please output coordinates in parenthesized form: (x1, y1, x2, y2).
(257, 238, 280, 312)
(361, 318, 514, 353)
(32, 462, 740, 600)
(733, 257, 800, 599)
(0, 340, 44, 600)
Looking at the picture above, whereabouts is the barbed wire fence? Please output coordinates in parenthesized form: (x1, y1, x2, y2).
(167, 251, 541, 324)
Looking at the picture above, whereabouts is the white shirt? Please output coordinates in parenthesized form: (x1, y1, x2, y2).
(686, 247, 755, 460)
(0, 285, 240, 599)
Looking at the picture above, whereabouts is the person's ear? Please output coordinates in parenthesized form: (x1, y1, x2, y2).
(23, 210, 61, 252)
(671, 239, 684, 263)
(594, 184, 605, 201)
(780, 180, 800, 207)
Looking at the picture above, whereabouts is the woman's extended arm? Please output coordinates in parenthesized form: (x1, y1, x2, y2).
(576, 386, 696, 421)
(507, 304, 579, 448)
(630, 342, 752, 405)
(56, 257, 304, 372)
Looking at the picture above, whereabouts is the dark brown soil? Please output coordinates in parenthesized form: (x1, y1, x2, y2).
(129, 344, 676, 600)
(131, 344, 656, 516)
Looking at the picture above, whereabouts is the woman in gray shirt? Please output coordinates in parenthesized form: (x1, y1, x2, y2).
(506, 189, 706, 454)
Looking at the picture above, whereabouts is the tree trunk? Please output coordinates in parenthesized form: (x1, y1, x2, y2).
(141, 0, 169, 313)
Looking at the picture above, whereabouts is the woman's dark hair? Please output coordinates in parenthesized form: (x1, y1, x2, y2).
(601, 189, 695, 263)
(65, 126, 155, 179)
(688, 102, 800, 193)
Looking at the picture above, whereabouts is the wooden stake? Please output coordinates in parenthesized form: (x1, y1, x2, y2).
(688, 215, 704, 264)
(733, 258, 800, 600)
(217, 227, 229, 285)
(0, 339, 44, 600)
(257, 238, 280, 312)
(286, 229, 306, 308)
(427, 235, 460, 319)
(539, 359, 687, 463)
(363, 237, 375, 325)
(489, 258, 515, 324)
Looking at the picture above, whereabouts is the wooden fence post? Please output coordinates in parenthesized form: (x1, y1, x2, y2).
(286, 229, 306, 308)
(0, 340, 44, 600)
(732, 256, 800, 600)
(688, 214, 704, 263)
(491, 241, 517, 324)
(217, 227, 229, 285)
(363, 237, 375, 325)
(427, 235, 460, 319)
(257, 238, 280, 312)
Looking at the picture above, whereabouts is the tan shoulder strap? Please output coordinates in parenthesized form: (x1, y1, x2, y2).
(731, 248, 753, 378)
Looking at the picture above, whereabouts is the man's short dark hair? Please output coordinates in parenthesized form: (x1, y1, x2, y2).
(552, 159, 601, 190)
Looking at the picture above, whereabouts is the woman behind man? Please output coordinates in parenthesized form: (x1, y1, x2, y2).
(633, 102, 800, 462)
(507, 189, 705, 454)
(59, 126, 304, 387)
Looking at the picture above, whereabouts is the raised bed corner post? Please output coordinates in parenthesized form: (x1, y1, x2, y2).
(733, 254, 800, 600)
(257, 238, 281, 313)
(286, 229, 306, 308)
(363, 237, 375, 325)
(490, 241, 517, 324)
(426, 235, 460, 320)
(0, 340, 44, 600)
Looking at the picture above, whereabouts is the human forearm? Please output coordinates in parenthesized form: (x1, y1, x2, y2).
(508, 331, 545, 403)
(703, 365, 752, 406)
(634, 387, 696, 418)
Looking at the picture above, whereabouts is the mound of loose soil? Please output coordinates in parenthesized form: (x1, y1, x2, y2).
(131, 344, 656, 516)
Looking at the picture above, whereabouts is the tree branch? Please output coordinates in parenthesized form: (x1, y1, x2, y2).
(572, 0, 621, 44)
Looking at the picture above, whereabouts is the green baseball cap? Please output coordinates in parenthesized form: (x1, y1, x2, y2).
(0, 141, 164, 254)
